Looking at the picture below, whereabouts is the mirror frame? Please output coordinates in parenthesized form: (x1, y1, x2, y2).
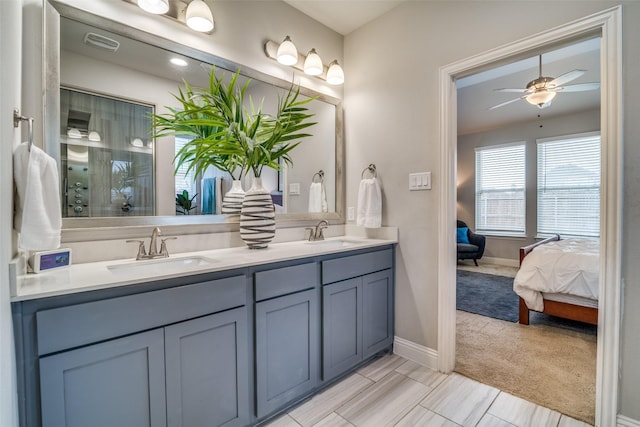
(45, 0, 344, 240)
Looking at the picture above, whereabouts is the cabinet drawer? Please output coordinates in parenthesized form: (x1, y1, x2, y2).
(322, 248, 393, 284)
(36, 274, 246, 356)
(255, 262, 318, 301)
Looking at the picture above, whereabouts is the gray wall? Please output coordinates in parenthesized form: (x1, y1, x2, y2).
(343, 0, 640, 420)
(457, 109, 600, 261)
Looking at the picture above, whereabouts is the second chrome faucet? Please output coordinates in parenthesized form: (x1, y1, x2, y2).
(127, 227, 176, 260)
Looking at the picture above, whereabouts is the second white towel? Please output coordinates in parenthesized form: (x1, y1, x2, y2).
(356, 178, 382, 228)
(308, 182, 328, 213)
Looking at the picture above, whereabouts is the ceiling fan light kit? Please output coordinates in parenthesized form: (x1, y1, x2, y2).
(490, 54, 599, 111)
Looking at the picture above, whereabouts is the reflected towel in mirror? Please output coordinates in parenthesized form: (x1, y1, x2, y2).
(357, 178, 381, 228)
(308, 182, 328, 213)
(13, 142, 62, 250)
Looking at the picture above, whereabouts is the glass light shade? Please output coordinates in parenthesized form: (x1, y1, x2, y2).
(67, 128, 82, 139)
(186, 0, 214, 32)
(170, 58, 188, 67)
(326, 60, 344, 85)
(137, 0, 169, 14)
(526, 90, 556, 108)
(277, 36, 298, 66)
(304, 49, 323, 76)
(131, 138, 144, 148)
(88, 131, 101, 142)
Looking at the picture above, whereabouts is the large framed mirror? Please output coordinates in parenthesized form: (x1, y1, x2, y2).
(45, 0, 344, 239)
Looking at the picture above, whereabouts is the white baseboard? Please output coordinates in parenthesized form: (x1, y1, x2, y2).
(393, 336, 438, 370)
(618, 415, 640, 427)
(481, 256, 519, 268)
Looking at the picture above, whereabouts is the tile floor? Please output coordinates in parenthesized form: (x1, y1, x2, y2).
(263, 354, 592, 427)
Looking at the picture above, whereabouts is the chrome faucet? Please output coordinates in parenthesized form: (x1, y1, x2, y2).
(307, 220, 329, 241)
(127, 227, 176, 260)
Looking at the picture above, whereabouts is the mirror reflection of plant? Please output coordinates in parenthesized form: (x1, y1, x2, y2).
(152, 68, 316, 180)
(176, 190, 198, 215)
(111, 161, 135, 197)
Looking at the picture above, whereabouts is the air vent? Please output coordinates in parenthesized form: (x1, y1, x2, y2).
(83, 32, 120, 52)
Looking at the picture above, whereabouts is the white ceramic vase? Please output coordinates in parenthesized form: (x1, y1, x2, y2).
(240, 177, 276, 249)
(221, 180, 245, 215)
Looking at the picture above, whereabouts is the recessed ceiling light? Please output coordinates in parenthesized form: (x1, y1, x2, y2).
(170, 58, 188, 67)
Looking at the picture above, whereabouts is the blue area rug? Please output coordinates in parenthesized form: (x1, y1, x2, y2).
(456, 269, 519, 322)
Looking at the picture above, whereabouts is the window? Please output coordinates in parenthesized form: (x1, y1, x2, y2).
(475, 143, 526, 236)
(174, 136, 197, 197)
(537, 132, 601, 237)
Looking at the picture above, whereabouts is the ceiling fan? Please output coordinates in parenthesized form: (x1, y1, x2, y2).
(489, 55, 600, 110)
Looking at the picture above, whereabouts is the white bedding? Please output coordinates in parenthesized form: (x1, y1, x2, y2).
(513, 238, 599, 312)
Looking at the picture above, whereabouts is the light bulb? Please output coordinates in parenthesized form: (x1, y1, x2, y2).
(326, 60, 344, 85)
(277, 36, 298, 66)
(186, 0, 214, 33)
(170, 58, 188, 67)
(137, 0, 169, 14)
(304, 49, 323, 76)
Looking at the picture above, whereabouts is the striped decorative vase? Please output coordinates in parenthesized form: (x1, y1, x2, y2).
(221, 180, 245, 215)
(240, 177, 276, 249)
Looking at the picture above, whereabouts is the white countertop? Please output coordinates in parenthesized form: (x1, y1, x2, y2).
(12, 235, 397, 302)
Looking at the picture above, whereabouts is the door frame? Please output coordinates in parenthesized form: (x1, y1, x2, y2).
(437, 6, 622, 427)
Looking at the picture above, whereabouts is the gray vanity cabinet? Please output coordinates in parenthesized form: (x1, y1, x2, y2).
(254, 262, 320, 418)
(39, 329, 167, 427)
(322, 249, 394, 381)
(32, 274, 249, 427)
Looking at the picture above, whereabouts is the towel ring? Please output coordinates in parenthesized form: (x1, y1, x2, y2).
(312, 170, 324, 183)
(361, 164, 377, 179)
(13, 109, 34, 152)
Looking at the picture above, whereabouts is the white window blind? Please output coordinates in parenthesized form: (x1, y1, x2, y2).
(537, 133, 601, 237)
(174, 136, 196, 196)
(475, 143, 526, 235)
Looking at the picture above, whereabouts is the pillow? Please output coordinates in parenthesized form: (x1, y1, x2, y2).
(456, 227, 470, 244)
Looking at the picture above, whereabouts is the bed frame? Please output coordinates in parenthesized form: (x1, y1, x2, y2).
(518, 234, 599, 325)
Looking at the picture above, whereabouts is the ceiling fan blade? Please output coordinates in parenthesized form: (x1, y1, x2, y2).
(494, 88, 529, 93)
(549, 69, 586, 87)
(554, 82, 600, 92)
(488, 96, 525, 110)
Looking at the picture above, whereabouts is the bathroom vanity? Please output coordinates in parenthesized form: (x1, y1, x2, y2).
(11, 238, 396, 427)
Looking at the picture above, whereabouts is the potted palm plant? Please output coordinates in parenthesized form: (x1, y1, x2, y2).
(152, 68, 316, 248)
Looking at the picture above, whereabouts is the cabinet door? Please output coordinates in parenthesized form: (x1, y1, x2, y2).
(322, 277, 362, 381)
(255, 289, 319, 418)
(39, 329, 166, 427)
(165, 307, 249, 427)
(362, 269, 394, 359)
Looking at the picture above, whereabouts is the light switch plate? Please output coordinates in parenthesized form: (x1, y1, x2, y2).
(409, 172, 432, 191)
(289, 182, 300, 195)
(347, 206, 355, 221)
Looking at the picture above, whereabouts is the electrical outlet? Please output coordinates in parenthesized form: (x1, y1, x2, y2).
(347, 206, 355, 221)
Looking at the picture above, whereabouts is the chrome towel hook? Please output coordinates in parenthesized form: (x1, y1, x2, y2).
(312, 170, 324, 183)
(13, 109, 34, 151)
(361, 164, 377, 179)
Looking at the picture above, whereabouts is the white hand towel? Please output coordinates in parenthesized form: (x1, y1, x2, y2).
(356, 178, 382, 228)
(308, 182, 328, 213)
(13, 142, 62, 250)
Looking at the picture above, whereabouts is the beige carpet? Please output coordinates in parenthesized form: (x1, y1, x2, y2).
(455, 310, 596, 425)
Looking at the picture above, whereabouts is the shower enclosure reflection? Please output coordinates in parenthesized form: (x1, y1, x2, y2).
(60, 88, 154, 217)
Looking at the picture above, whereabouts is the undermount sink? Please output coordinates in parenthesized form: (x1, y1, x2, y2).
(304, 239, 362, 248)
(107, 256, 216, 275)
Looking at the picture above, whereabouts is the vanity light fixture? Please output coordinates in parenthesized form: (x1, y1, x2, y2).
(137, 0, 169, 14)
(131, 138, 145, 148)
(186, 0, 214, 32)
(304, 49, 323, 76)
(276, 36, 298, 66)
(265, 38, 345, 85)
(67, 128, 82, 139)
(88, 131, 102, 142)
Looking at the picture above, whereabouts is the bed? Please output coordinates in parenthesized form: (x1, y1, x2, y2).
(514, 234, 599, 325)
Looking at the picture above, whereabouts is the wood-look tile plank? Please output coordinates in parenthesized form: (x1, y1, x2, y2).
(336, 372, 431, 426)
(263, 414, 301, 427)
(476, 413, 517, 427)
(312, 412, 354, 427)
(395, 359, 448, 388)
(288, 373, 373, 426)
(356, 354, 406, 382)
(558, 415, 593, 427)
(487, 392, 561, 427)
(420, 373, 500, 427)
(395, 405, 461, 426)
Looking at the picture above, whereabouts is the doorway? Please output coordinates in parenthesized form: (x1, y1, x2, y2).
(437, 7, 622, 427)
